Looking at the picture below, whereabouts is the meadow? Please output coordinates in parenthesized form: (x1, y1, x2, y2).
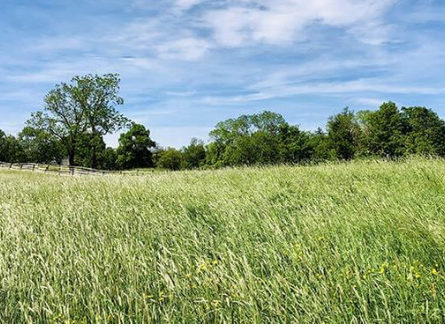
(0, 158, 444, 323)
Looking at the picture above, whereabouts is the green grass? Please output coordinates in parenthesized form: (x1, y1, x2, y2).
(0, 158, 444, 323)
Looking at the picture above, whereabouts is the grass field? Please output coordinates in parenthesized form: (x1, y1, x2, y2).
(0, 158, 444, 323)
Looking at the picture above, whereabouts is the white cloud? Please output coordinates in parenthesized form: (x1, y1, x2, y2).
(121, 0, 396, 59)
(112, 20, 164, 49)
(202, 0, 395, 46)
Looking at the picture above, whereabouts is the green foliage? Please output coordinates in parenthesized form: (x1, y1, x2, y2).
(74, 133, 107, 168)
(221, 134, 262, 165)
(327, 108, 360, 160)
(18, 127, 65, 163)
(155, 147, 183, 170)
(402, 106, 445, 156)
(6, 93, 445, 170)
(101, 147, 118, 171)
(208, 111, 312, 166)
(74, 74, 129, 168)
(307, 128, 332, 161)
(1, 158, 444, 323)
(182, 138, 206, 169)
(210, 111, 285, 142)
(0, 130, 22, 162)
(278, 124, 313, 163)
(116, 123, 156, 169)
(204, 141, 225, 168)
(359, 102, 406, 157)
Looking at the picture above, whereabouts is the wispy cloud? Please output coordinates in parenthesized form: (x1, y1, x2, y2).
(156, 37, 212, 60)
(202, 80, 445, 105)
(202, 0, 395, 46)
(174, 0, 207, 12)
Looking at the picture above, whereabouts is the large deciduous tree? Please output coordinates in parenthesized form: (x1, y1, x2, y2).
(209, 111, 288, 166)
(27, 74, 128, 167)
(73, 74, 128, 168)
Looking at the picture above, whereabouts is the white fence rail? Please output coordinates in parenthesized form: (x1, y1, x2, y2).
(0, 161, 153, 176)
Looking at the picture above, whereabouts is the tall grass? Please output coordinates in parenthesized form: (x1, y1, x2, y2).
(0, 158, 444, 323)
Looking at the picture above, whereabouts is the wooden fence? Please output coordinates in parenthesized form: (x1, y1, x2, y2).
(0, 162, 153, 176)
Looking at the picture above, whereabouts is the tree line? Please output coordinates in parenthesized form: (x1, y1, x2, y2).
(1, 74, 445, 171)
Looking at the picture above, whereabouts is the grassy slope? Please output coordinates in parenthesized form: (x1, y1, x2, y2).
(0, 158, 444, 323)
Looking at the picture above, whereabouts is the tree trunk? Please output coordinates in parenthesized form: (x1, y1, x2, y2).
(68, 149, 75, 166)
(91, 132, 98, 169)
(68, 139, 76, 166)
(91, 154, 97, 169)
(91, 145, 97, 169)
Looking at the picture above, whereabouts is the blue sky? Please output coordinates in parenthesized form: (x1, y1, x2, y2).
(1, 0, 445, 147)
